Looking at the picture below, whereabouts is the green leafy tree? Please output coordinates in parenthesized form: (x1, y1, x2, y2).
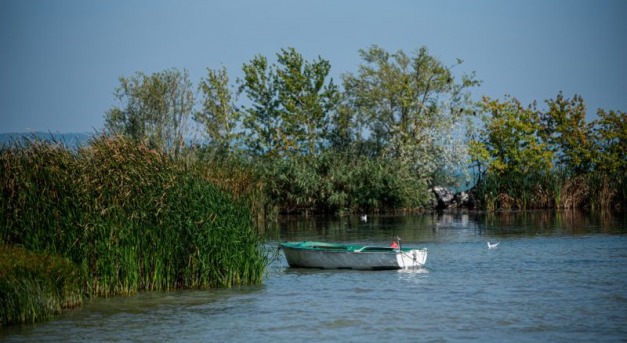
(327, 103, 356, 153)
(592, 109, 627, 176)
(541, 92, 594, 175)
(276, 48, 340, 156)
(239, 54, 280, 157)
(470, 95, 557, 209)
(104, 68, 194, 156)
(473, 95, 554, 176)
(239, 47, 340, 158)
(341, 45, 480, 185)
(195, 66, 241, 156)
(592, 108, 627, 208)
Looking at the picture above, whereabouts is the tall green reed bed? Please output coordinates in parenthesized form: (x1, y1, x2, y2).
(188, 150, 267, 222)
(472, 170, 626, 211)
(0, 136, 267, 325)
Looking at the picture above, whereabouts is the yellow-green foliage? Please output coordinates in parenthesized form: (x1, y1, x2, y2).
(471, 94, 626, 210)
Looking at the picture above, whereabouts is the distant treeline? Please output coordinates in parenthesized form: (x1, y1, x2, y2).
(104, 45, 479, 215)
(100, 45, 625, 213)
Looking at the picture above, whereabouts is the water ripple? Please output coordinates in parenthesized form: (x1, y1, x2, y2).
(3, 214, 627, 342)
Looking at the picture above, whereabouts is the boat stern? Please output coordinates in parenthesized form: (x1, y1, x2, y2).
(396, 248, 428, 269)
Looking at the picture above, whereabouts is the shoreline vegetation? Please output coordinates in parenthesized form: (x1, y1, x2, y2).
(1, 137, 268, 326)
(1, 45, 625, 326)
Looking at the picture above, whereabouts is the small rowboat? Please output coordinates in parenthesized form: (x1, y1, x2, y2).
(280, 241, 427, 270)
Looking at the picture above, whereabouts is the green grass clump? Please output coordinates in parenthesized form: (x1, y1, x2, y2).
(0, 245, 82, 327)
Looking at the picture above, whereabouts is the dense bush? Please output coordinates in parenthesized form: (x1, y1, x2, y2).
(256, 151, 431, 215)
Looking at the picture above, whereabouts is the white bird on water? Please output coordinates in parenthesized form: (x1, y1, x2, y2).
(360, 214, 367, 222)
(487, 241, 499, 249)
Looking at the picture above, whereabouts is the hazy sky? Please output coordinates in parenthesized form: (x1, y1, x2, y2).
(1, 0, 625, 133)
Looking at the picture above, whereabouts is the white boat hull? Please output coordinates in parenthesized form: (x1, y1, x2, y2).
(281, 243, 427, 270)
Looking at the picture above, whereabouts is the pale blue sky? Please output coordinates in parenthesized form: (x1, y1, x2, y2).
(1, 0, 625, 133)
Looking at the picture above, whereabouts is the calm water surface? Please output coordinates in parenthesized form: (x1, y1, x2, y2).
(2, 211, 627, 342)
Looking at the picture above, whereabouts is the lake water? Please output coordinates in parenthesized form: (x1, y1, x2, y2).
(2, 210, 627, 342)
